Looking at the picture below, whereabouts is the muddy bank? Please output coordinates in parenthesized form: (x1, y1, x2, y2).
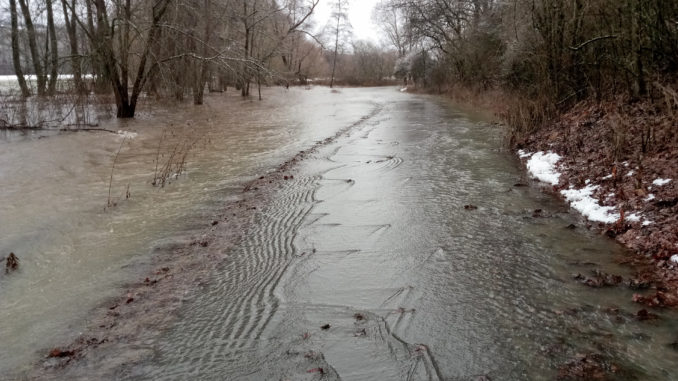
(516, 101, 678, 308)
(25, 99, 383, 380)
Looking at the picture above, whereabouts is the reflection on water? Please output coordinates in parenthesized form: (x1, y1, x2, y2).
(3, 87, 677, 380)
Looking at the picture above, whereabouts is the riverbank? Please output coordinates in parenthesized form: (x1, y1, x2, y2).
(419, 85, 678, 309)
(516, 100, 678, 308)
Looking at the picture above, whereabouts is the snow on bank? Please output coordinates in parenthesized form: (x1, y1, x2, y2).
(517, 150, 662, 226)
(525, 151, 561, 185)
(560, 185, 621, 223)
(518, 149, 533, 158)
(653, 178, 672, 186)
(117, 130, 138, 139)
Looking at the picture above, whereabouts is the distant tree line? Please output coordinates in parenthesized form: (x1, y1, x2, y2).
(375, 0, 678, 135)
(1, 0, 406, 120)
(2, 0, 330, 117)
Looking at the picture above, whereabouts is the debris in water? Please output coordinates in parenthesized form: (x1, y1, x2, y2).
(557, 352, 620, 380)
(354, 328, 367, 337)
(5, 252, 18, 273)
(633, 291, 678, 307)
(636, 309, 659, 321)
(464, 204, 478, 210)
(211, 221, 219, 226)
(565, 224, 577, 230)
(307, 368, 325, 374)
(126, 297, 134, 304)
(320, 324, 331, 330)
(48, 348, 75, 358)
(573, 270, 622, 288)
(354, 313, 366, 321)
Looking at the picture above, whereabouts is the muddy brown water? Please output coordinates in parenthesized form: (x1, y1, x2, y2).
(1, 87, 677, 380)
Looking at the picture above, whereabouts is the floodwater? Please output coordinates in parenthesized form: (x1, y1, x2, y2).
(1, 87, 677, 380)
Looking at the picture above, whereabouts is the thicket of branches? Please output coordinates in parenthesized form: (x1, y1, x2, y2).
(377, 0, 678, 137)
(3, 0, 329, 118)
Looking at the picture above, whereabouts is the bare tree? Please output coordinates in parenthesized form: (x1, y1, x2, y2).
(17, 0, 46, 95)
(327, 0, 351, 88)
(9, 0, 31, 97)
(45, 0, 59, 94)
(374, 0, 411, 57)
(66, 0, 173, 117)
(61, 0, 86, 94)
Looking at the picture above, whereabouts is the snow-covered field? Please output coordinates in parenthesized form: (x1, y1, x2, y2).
(0, 74, 96, 92)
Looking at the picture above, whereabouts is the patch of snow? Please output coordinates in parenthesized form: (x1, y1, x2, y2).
(671, 255, 678, 264)
(518, 149, 533, 158)
(652, 178, 672, 186)
(560, 185, 620, 223)
(602, 174, 612, 180)
(642, 220, 653, 226)
(399, 87, 407, 92)
(117, 130, 138, 139)
(626, 213, 641, 222)
(626, 170, 635, 177)
(585, 179, 591, 184)
(526, 151, 561, 185)
(623, 161, 629, 167)
(645, 194, 655, 201)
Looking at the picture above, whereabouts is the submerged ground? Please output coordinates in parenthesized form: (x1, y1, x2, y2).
(1, 87, 677, 380)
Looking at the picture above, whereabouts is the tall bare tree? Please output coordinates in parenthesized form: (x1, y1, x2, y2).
(327, 0, 351, 88)
(9, 0, 31, 97)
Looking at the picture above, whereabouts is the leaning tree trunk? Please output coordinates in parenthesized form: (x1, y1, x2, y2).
(9, 0, 30, 97)
(18, 0, 46, 96)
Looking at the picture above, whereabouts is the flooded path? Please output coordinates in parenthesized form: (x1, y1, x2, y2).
(2, 88, 678, 380)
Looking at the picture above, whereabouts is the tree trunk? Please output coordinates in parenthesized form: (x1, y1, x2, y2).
(9, 0, 30, 97)
(193, 0, 211, 105)
(330, 13, 340, 88)
(86, 0, 108, 93)
(46, 0, 59, 95)
(61, 0, 86, 94)
(18, 0, 46, 96)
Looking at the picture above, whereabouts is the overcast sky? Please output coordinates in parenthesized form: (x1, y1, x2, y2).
(311, 0, 382, 44)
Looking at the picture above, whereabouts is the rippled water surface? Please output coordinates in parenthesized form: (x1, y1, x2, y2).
(2, 87, 678, 380)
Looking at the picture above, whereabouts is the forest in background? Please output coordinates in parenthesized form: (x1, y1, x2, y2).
(0, 0, 396, 119)
(374, 0, 678, 148)
(1, 0, 677, 151)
